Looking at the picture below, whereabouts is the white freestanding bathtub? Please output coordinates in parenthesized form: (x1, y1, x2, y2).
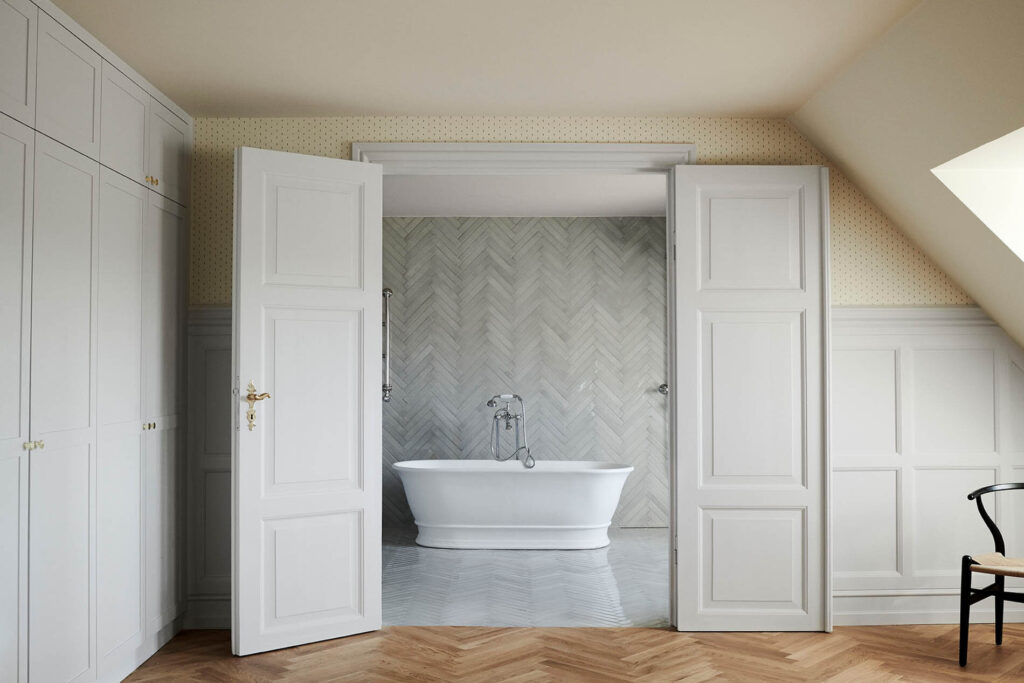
(393, 459, 633, 549)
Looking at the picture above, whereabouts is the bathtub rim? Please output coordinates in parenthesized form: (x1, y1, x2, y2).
(392, 459, 635, 474)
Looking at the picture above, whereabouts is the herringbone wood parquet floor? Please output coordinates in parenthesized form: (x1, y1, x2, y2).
(127, 624, 1024, 681)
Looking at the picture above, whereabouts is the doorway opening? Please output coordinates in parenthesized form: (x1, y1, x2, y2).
(359, 145, 689, 627)
(231, 144, 829, 653)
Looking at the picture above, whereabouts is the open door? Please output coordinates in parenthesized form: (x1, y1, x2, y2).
(672, 166, 829, 631)
(232, 147, 382, 655)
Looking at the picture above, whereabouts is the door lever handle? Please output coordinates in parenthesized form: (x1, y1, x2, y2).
(245, 380, 271, 431)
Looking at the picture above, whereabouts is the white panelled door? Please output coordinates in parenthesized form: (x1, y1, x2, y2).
(233, 147, 382, 655)
(673, 165, 829, 631)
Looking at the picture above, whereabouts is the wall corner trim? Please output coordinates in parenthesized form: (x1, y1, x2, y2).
(831, 305, 994, 329)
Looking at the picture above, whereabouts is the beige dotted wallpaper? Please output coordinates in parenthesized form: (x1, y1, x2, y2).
(189, 116, 970, 306)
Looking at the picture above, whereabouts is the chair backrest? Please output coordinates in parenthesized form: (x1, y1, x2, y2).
(967, 483, 1024, 554)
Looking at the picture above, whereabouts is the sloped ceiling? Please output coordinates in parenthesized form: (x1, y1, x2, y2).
(791, 0, 1024, 342)
(48, 0, 915, 117)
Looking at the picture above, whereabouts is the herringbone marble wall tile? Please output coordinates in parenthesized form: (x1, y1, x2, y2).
(382, 217, 668, 527)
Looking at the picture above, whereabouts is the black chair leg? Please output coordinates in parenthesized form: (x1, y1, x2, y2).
(960, 555, 973, 667)
(996, 575, 1005, 645)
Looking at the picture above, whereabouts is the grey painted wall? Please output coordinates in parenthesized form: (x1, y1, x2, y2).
(382, 217, 669, 528)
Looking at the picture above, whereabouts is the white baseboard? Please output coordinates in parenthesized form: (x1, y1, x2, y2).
(834, 594, 1024, 626)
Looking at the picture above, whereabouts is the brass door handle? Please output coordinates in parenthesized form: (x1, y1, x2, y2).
(245, 380, 271, 431)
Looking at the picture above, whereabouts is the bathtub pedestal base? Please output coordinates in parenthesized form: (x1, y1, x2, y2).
(414, 523, 611, 550)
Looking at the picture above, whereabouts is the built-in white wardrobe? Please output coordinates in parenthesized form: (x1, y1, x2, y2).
(1, 0, 191, 680)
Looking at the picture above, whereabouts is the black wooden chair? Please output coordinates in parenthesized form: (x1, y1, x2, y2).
(959, 483, 1024, 666)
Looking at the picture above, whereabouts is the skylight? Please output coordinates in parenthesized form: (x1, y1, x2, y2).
(932, 126, 1024, 261)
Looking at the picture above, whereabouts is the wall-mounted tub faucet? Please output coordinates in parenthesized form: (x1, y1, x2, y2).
(487, 394, 535, 468)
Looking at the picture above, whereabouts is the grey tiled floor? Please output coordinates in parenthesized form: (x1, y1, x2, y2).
(382, 526, 669, 628)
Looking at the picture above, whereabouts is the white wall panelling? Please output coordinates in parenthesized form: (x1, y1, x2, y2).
(831, 306, 1024, 625)
(185, 309, 232, 628)
(0, 0, 192, 678)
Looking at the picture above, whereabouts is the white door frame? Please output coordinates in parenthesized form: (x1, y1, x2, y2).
(352, 142, 832, 631)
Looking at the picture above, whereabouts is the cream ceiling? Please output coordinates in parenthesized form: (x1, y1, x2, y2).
(51, 0, 916, 117)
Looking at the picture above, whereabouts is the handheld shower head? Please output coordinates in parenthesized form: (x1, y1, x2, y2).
(487, 393, 518, 408)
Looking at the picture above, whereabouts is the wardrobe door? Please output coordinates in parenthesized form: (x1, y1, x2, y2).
(0, 0, 37, 126)
(96, 168, 146, 679)
(143, 192, 186, 637)
(29, 134, 98, 683)
(35, 11, 101, 159)
(100, 61, 149, 185)
(147, 98, 189, 205)
(0, 114, 33, 683)
(143, 193, 185, 423)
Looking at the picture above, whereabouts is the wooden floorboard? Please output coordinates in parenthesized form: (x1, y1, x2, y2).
(126, 624, 1024, 681)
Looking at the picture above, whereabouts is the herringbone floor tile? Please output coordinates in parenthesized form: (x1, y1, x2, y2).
(383, 527, 669, 628)
(126, 624, 1024, 681)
